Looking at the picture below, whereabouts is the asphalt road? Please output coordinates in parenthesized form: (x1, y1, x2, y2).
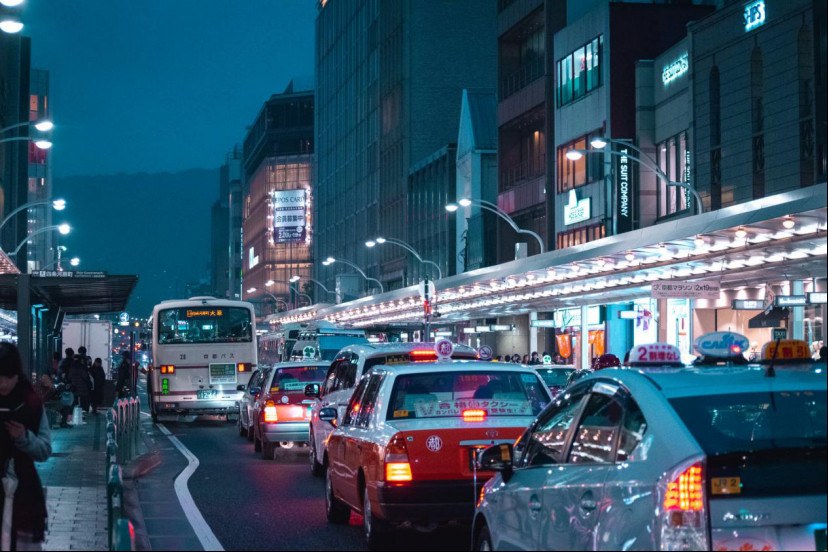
(161, 417, 471, 551)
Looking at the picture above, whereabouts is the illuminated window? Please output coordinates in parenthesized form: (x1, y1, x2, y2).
(657, 131, 690, 218)
(556, 222, 605, 250)
(557, 130, 604, 192)
(557, 36, 603, 107)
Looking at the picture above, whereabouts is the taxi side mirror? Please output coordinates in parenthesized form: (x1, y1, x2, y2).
(305, 383, 321, 398)
(477, 444, 514, 476)
(319, 407, 337, 425)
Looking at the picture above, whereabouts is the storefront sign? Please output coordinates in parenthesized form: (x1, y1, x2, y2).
(530, 320, 558, 328)
(564, 189, 591, 226)
(489, 324, 514, 332)
(614, 143, 635, 234)
(694, 331, 750, 357)
(662, 54, 689, 86)
(617, 311, 638, 320)
(272, 188, 308, 243)
(462, 327, 477, 334)
(744, 0, 766, 32)
(554, 306, 602, 328)
(32, 270, 107, 278)
(775, 295, 807, 307)
(475, 326, 491, 333)
(808, 292, 827, 304)
(652, 281, 721, 300)
(732, 299, 765, 310)
(555, 334, 572, 359)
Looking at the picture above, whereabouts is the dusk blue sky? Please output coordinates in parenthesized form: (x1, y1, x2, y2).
(23, 0, 316, 178)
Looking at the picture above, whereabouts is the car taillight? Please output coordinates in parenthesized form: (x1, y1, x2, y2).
(384, 433, 412, 482)
(264, 400, 278, 423)
(237, 362, 248, 372)
(160, 365, 175, 374)
(409, 350, 438, 362)
(463, 409, 487, 422)
(657, 458, 709, 551)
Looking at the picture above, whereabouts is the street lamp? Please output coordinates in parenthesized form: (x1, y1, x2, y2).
(0, 14, 23, 34)
(0, 199, 68, 234)
(0, 136, 52, 148)
(7, 224, 71, 257)
(365, 236, 443, 279)
(446, 198, 546, 254)
(70, 257, 80, 267)
(265, 278, 313, 308)
(322, 256, 385, 294)
(290, 275, 336, 297)
(565, 136, 705, 214)
(0, 120, 54, 135)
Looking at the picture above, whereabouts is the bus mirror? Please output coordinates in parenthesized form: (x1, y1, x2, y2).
(304, 383, 321, 398)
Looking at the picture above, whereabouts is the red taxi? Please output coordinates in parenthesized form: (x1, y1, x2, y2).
(321, 355, 551, 549)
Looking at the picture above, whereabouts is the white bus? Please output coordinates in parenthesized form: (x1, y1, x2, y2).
(147, 297, 257, 422)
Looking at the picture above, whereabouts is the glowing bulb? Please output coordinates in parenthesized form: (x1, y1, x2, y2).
(57, 224, 70, 235)
(735, 227, 748, 239)
(566, 150, 583, 161)
(782, 217, 795, 229)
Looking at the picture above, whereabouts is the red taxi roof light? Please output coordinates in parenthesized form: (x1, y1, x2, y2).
(462, 409, 487, 423)
(409, 349, 438, 362)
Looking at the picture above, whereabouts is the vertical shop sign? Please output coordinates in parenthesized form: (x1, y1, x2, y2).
(615, 141, 635, 234)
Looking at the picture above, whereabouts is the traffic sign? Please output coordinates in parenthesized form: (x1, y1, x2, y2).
(119, 312, 130, 326)
(478, 345, 493, 361)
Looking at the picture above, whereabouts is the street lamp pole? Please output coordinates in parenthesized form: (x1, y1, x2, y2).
(323, 257, 385, 294)
(567, 137, 705, 215)
(7, 224, 71, 258)
(447, 198, 546, 254)
(291, 276, 336, 298)
(366, 237, 443, 280)
(0, 199, 66, 234)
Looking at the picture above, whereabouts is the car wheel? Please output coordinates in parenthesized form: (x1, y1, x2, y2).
(262, 439, 275, 460)
(253, 427, 262, 453)
(238, 409, 247, 437)
(246, 417, 255, 441)
(325, 466, 350, 524)
(363, 485, 389, 550)
(309, 432, 325, 477)
(474, 523, 493, 552)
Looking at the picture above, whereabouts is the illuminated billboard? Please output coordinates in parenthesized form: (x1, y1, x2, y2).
(272, 188, 308, 243)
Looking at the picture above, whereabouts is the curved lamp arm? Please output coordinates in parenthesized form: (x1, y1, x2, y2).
(471, 201, 546, 254)
(8, 226, 63, 257)
(383, 238, 443, 280)
(333, 259, 385, 294)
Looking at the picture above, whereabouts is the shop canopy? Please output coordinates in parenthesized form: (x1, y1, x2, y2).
(270, 186, 827, 329)
(0, 273, 138, 315)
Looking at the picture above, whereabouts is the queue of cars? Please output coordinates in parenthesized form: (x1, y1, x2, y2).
(234, 333, 826, 551)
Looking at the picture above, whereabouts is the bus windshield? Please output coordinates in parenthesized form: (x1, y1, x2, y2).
(158, 307, 253, 344)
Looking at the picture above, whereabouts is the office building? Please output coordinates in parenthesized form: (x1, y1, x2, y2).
(27, 68, 51, 271)
(224, 146, 243, 300)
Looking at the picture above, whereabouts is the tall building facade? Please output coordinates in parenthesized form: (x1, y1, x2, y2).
(314, 0, 497, 292)
(210, 163, 230, 299)
(27, 68, 51, 271)
(242, 83, 314, 317)
(224, 146, 243, 300)
(0, 32, 31, 269)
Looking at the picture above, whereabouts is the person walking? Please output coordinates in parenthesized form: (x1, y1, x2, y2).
(0, 342, 51, 551)
(89, 358, 106, 415)
(57, 348, 74, 384)
(116, 352, 133, 399)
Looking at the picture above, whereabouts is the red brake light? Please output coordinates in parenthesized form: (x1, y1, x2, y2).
(386, 463, 413, 482)
(730, 345, 742, 354)
(385, 433, 412, 482)
(664, 462, 703, 514)
(264, 405, 278, 423)
(462, 409, 487, 422)
(160, 365, 175, 374)
(409, 350, 438, 362)
(237, 363, 248, 373)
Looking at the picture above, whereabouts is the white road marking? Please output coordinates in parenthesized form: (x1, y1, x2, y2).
(156, 424, 225, 551)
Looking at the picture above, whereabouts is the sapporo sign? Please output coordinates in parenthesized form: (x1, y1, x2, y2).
(652, 281, 721, 300)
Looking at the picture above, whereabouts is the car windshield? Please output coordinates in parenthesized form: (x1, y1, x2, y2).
(157, 307, 253, 344)
(387, 371, 550, 420)
(538, 368, 574, 387)
(670, 391, 827, 455)
(270, 366, 328, 393)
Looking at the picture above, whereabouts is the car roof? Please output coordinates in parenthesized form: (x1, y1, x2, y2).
(535, 366, 575, 371)
(270, 361, 330, 369)
(370, 359, 542, 376)
(337, 341, 478, 358)
(584, 364, 827, 399)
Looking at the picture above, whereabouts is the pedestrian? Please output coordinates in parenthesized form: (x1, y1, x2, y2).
(521, 354, 530, 365)
(116, 352, 132, 399)
(90, 358, 106, 415)
(67, 351, 92, 416)
(0, 341, 51, 551)
(50, 352, 61, 380)
(58, 348, 74, 384)
(511, 354, 521, 363)
(529, 352, 541, 366)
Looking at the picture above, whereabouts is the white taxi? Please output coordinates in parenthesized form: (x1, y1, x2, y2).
(473, 334, 827, 551)
(304, 341, 478, 476)
(322, 341, 551, 549)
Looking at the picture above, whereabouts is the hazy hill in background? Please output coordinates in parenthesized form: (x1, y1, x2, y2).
(54, 168, 217, 316)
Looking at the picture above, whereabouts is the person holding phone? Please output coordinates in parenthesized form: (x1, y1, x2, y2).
(0, 342, 51, 551)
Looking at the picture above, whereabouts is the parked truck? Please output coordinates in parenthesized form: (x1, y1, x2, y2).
(61, 318, 113, 376)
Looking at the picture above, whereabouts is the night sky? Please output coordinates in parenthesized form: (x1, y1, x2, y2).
(20, 1, 315, 314)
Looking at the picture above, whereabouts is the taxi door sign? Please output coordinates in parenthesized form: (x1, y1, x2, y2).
(762, 339, 810, 361)
(628, 343, 682, 366)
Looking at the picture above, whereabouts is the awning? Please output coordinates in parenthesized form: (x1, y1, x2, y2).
(0, 273, 138, 314)
(749, 307, 789, 329)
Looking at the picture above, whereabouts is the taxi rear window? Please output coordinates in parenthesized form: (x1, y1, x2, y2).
(270, 366, 328, 393)
(538, 369, 574, 388)
(387, 371, 550, 420)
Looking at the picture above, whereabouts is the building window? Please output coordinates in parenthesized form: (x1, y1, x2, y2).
(557, 36, 602, 107)
(657, 131, 690, 218)
(798, 25, 815, 187)
(709, 66, 722, 210)
(557, 222, 605, 250)
(750, 47, 764, 198)
(557, 130, 604, 192)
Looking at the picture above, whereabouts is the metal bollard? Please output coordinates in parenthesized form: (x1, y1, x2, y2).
(112, 518, 135, 551)
(107, 464, 123, 542)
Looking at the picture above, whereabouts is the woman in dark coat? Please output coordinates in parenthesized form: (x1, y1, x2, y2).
(0, 342, 51, 550)
(90, 358, 106, 414)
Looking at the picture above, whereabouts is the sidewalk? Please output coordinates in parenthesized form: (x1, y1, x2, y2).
(37, 412, 109, 551)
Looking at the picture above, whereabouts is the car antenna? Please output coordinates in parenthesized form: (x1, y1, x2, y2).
(765, 338, 780, 378)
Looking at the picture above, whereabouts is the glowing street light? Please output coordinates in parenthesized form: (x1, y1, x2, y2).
(0, 0, 26, 7)
(58, 223, 71, 235)
(446, 198, 545, 253)
(70, 257, 80, 267)
(34, 139, 53, 150)
(365, 236, 443, 279)
(0, 15, 23, 34)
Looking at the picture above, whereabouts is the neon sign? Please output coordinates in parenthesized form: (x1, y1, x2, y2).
(744, 1, 765, 32)
(662, 54, 689, 85)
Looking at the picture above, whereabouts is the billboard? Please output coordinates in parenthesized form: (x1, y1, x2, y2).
(272, 189, 308, 243)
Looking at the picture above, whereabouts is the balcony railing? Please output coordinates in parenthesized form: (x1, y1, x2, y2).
(500, 155, 546, 190)
(500, 58, 545, 100)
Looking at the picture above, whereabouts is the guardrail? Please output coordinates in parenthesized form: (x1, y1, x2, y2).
(106, 397, 141, 551)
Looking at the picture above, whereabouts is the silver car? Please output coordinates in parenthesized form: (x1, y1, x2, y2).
(473, 363, 827, 551)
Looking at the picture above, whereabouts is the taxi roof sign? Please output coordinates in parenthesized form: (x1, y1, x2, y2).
(434, 339, 454, 360)
(628, 343, 683, 367)
(694, 331, 749, 358)
(761, 339, 811, 362)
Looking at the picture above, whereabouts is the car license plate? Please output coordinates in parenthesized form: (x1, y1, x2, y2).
(816, 529, 827, 552)
(197, 389, 218, 400)
(711, 476, 741, 495)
